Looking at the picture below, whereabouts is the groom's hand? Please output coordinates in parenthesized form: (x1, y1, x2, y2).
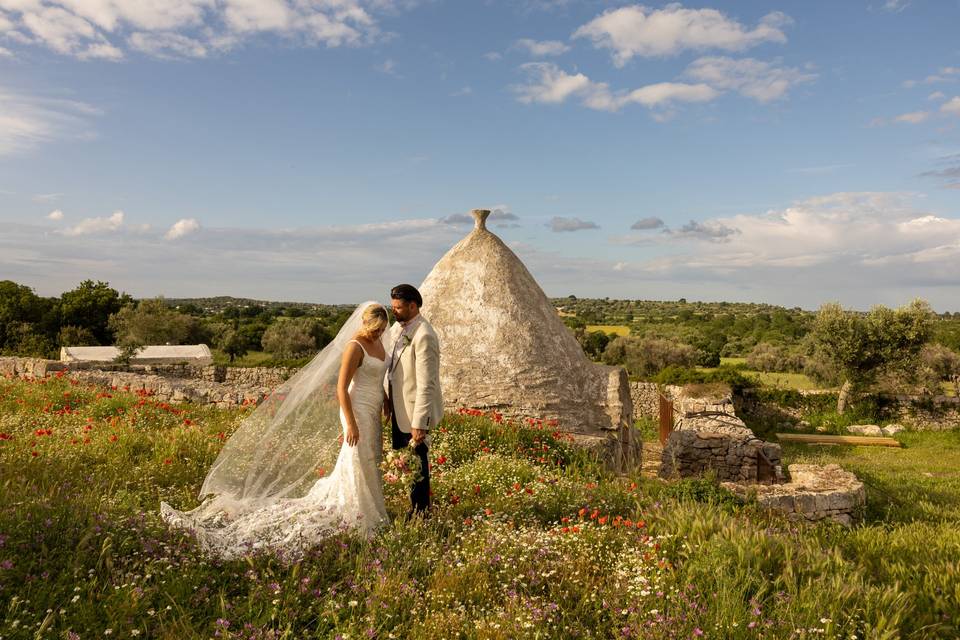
(411, 428, 426, 444)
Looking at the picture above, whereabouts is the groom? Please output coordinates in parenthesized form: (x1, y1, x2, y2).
(385, 284, 443, 517)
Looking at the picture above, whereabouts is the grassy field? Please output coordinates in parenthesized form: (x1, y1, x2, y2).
(210, 349, 312, 368)
(1, 374, 958, 638)
(586, 325, 631, 336)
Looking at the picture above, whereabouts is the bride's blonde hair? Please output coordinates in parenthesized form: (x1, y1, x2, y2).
(357, 304, 388, 340)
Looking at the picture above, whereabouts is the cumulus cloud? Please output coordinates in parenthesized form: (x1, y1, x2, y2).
(0, 0, 400, 60)
(672, 219, 740, 242)
(59, 210, 127, 236)
(683, 56, 817, 102)
(0, 86, 101, 156)
(165, 218, 201, 240)
(548, 216, 599, 232)
(573, 5, 790, 67)
(47, 209, 63, 221)
(513, 38, 569, 57)
(616, 193, 960, 282)
(630, 217, 664, 230)
(513, 62, 716, 113)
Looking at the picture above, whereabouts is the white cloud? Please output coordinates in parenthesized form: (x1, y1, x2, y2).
(902, 66, 960, 88)
(513, 62, 716, 113)
(942, 97, 960, 116)
(59, 210, 127, 236)
(0, 86, 100, 156)
(513, 63, 593, 104)
(33, 192, 62, 202)
(893, 110, 930, 124)
(0, 0, 398, 60)
(47, 209, 63, 220)
(450, 86, 472, 97)
(6, 199, 960, 310)
(0, 45, 12, 56)
(573, 5, 790, 67)
(881, 0, 909, 12)
(374, 58, 399, 76)
(615, 193, 960, 285)
(928, 91, 945, 101)
(684, 56, 816, 102)
(128, 31, 207, 58)
(631, 217, 664, 230)
(513, 38, 569, 57)
(165, 217, 200, 240)
(548, 216, 599, 232)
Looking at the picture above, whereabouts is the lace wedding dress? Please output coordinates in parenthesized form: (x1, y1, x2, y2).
(161, 307, 390, 560)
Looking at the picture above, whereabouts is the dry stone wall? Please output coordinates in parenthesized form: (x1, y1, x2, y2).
(722, 464, 866, 527)
(0, 357, 292, 408)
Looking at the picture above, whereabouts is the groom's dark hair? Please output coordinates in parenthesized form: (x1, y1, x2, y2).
(390, 284, 422, 308)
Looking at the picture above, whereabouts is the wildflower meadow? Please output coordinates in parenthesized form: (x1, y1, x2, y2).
(0, 373, 957, 639)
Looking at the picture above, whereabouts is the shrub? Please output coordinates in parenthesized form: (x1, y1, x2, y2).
(746, 342, 806, 372)
(108, 298, 203, 349)
(260, 317, 321, 359)
(602, 336, 698, 377)
(653, 364, 755, 392)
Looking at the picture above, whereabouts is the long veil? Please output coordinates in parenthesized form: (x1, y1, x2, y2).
(164, 301, 386, 525)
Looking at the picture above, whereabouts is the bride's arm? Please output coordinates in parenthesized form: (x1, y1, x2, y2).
(337, 343, 363, 446)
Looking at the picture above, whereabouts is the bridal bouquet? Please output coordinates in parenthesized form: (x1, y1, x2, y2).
(380, 444, 423, 494)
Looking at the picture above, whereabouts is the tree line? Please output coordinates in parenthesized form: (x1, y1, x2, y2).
(561, 297, 960, 412)
(0, 280, 352, 364)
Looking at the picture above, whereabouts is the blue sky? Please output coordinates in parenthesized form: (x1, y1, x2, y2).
(1, 0, 959, 310)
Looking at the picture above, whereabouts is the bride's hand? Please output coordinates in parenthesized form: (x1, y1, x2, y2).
(345, 424, 360, 447)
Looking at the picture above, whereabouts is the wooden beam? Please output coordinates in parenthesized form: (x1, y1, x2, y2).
(775, 433, 902, 448)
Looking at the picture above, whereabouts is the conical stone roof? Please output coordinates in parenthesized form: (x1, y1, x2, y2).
(420, 209, 638, 470)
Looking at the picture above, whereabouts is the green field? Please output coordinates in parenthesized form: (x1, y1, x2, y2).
(211, 349, 312, 368)
(1, 375, 958, 638)
(585, 324, 631, 336)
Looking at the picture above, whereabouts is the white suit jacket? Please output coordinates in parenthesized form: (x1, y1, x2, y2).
(386, 316, 444, 434)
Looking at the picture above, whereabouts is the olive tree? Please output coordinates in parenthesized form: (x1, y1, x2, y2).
(811, 299, 933, 413)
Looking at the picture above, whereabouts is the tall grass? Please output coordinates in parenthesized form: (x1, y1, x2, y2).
(0, 375, 957, 638)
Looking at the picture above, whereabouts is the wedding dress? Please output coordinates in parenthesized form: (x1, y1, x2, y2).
(160, 303, 389, 560)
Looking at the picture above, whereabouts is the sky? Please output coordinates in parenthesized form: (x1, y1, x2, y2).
(1, 0, 959, 311)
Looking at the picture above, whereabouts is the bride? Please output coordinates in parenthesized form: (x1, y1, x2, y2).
(160, 302, 391, 559)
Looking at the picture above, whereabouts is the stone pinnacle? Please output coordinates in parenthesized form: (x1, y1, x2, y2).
(471, 209, 491, 230)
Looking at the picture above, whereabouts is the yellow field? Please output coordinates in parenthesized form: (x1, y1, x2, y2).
(586, 324, 631, 336)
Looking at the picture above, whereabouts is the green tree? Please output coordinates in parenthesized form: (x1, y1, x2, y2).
(218, 328, 249, 363)
(260, 317, 320, 359)
(602, 336, 697, 378)
(580, 330, 611, 360)
(919, 343, 960, 397)
(60, 280, 129, 345)
(58, 325, 99, 347)
(108, 298, 202, 351)
(812, 300, 934, 413)
(0, 280, 58, 355)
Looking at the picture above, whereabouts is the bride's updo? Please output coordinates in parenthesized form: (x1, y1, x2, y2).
(358, 304, 388, 340)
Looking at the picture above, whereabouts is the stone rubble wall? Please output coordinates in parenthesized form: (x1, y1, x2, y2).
(0, 357, 293, 408)
(629, 382, 683, 419)
(660, 429, 783, 484)
(722, 464, 866, 527)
